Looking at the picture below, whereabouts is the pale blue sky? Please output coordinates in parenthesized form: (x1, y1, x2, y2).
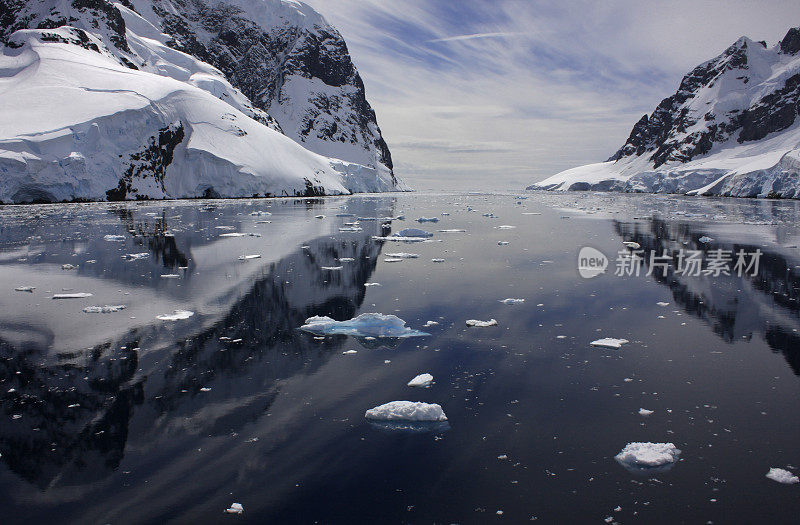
(304, 0, 798, 190)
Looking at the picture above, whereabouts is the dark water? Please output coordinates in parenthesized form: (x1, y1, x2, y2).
(0, 192, 798, 524)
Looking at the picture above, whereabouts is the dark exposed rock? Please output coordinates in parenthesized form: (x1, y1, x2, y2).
(780, 26, 800, 55)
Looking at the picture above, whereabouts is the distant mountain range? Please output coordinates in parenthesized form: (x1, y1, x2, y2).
(0, 0, 405, 203)
(529, 26, 800, 198)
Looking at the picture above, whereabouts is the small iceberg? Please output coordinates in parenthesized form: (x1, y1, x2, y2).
(766, 468, 799, 484)
(52, 292, 93, 299)
(384, 258, 403, 263)
(161, 274, 180, 278)
(385, 253, 419, 258)
(638, 408, 654, 416)
(438, 229, 466, 233)
(466, 319, 498, 327)
(614, 442, 681, 473)
(122, 252, 150, 261)
(365, 400, 447, 421)
(656, 302, 670, 307)
(497, 225, 516, 229)
(83, 305, 126, 313)
(103, 234, 125, 242)
(299, 313, 430, 338)
(238, 254, 262, 261)
(339, 226, 363, 232)
(590, 338, 629, 349)
(499, 298, 525, 305)
(431, 258, 445, 263)
(321, 266, 343, 270)
(394, 228, 433, 238)
(416, 217, 439, 223)
(157, 310, 194, 321)
(408, 373, 434, 388)
(225, 502, 244, 514)
(14, 286, 35, 292)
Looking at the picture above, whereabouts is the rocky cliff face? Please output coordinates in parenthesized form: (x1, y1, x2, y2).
(530, 26, 800, 199)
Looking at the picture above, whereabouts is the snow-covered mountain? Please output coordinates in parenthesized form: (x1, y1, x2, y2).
(529, 26, 800, 198)
(0, 0, 404, 203)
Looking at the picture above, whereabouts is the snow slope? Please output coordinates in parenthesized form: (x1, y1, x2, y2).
(0, 1, 403, 203)
(529, 27, 800, 198)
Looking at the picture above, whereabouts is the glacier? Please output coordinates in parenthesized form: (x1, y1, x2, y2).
(0, 0, 405, 203)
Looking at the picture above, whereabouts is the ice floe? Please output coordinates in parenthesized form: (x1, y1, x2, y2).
(408, 373, 434, 388)
(83, 305, 126, 313)
(300, 313, 430, 338)
(103, 234, 125, 242)
(122, 252, 150, 261)
(438, 229, 466, 233)
(52, 293, 93, 299)
(766, 468, 799, 484)
(365, 401, 447, 421)
(14, 286, 35, 292)
(499, 298, 525, 304)
(638, 408, 654, 416)
(385, 253, 419, 258)
(431, 258, 445, 263)
(394, 228, 433, 238)
(416, 217, 439, 223)
(656, 302, 670, 307)
(238, 254, 262, 261)
(384, 258, 403, 263)
(320, 266, 343, 271)
(614, 442, 681, 473)
(364, 282, 381, 287)
(590, 338, 629, 349)
(423, 320, 439, 327)
(157, 310, 195, 321)
(466, 319, 498, 327)
(225, 503, 244, 514)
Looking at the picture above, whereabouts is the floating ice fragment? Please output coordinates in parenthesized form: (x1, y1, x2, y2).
(499, 298, 525, 305)
(238, 254, 262, 261)
(497, 225, 516, 229)
(394, 228, 433, 238)
(638, 408, 654, 416)
(365, 401, 447, 421)
(339, 226, 363, 232)
(438, 229, 465, 233)
(622, 241, 640, 249)
(219, 232, 261, 238)
(300, 313, 429, 338)
(52, 293, 93, 299)
(342, 350, 358, 355)
(466, 319, 498, 327)
(320, 266, 343, 270)
(14, 286, 35, 292)
(590, 338, 629, 349)
(497, 241, 509, 246)
(200, 387, 211, 392)
(431, 258, 445, 263)
(122, 253, 149, 260)
(423, 320, 439, 327)
(614, 442, 681, 472)
(656, 302, 670, 307)
(250, 211, 271, 216)
(338, 257, 355, 262)
(104, 234, 125, 242)
(83, 305, 126, 313)
(386, 253, 419, 259)
(407, 373, 433, 388)
(698, 236, 713, 244)
(416, 217, 439, 223)
(157, 310, 194, 321)
(766, 468, 799, 484)
(225, 503, 244, 514)
(161, 274, 180, 278)
(61, 264, 77, 270)
(364, 282, 381, 287)
(384, 258, 403, 263)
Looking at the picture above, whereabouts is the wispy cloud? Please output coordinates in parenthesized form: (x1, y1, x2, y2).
(428, 31, 528, 43)
(304, 0, 798, 190)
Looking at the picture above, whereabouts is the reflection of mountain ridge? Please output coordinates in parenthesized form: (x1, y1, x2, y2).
(0, 199, 394, 490)
(614, 218, 800, 375)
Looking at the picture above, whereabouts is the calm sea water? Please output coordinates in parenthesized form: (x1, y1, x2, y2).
(0, 192, 798, 524)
